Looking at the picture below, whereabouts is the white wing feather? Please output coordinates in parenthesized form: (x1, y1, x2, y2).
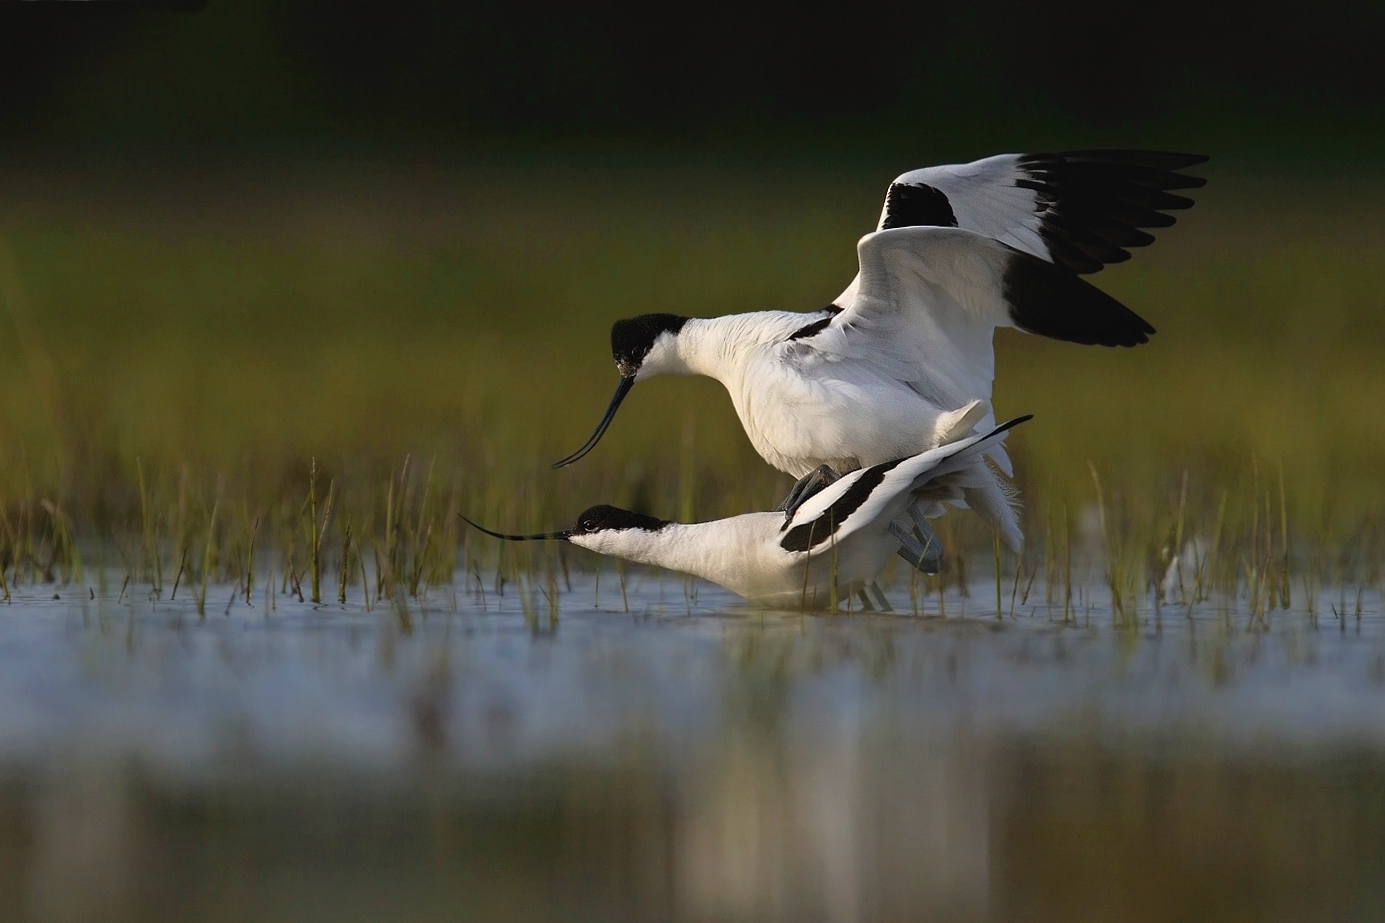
(812, 228, 1017, 398)
(836, 149, 1207, 303)
(885, 154, 1050, 258)
(806, 227, 1021, 470)
(836, 153, 1046, 307)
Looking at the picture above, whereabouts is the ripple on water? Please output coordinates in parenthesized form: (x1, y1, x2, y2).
(0, 574, 1383, 922)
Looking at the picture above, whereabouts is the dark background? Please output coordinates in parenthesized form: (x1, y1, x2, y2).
(3, 0, 1381, 164)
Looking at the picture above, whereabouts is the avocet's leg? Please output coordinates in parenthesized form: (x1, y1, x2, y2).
(901, 537, 942, 576)
(890, 521, 930, 570)
(907, 505, 944, 576)
(869, 581, 893, 612)
(776, 465, 841, 517)
(890, 518, 944, 575)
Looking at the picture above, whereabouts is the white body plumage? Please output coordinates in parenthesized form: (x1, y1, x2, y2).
(555, 420, 1027, 608)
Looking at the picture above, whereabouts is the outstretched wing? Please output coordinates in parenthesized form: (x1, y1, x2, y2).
(800, 226, 1150, 414)
(879, 150, 1206, 272)
(779, 417, 1031, 554)
(834, 149, 1207, 304)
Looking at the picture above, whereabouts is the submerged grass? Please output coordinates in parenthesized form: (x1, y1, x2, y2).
(0, 156, 1381, 610)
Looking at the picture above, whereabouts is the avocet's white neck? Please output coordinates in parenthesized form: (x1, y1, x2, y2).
(639, 314, 807, 384)
(571, 517, 768, 590)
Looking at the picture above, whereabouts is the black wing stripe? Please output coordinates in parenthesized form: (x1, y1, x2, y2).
(786, 306, 843, 341)
(881, 182, 959, 230)
(777, 417, 1035, 554)
(780, 458, 905, 553)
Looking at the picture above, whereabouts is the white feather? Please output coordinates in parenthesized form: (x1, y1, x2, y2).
(567, 422, 1025, 607)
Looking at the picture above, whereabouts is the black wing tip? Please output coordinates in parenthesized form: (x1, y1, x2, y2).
(1114, 312, 1157, 347)
(1003, 249, 1156, 348)
(992, 414, 1034, 433)
(1015, 149, 1209, 275)
(1048, 149, 1210, 170)
(1105, 315, 1156, 347)
(976, 414, 1034, 444)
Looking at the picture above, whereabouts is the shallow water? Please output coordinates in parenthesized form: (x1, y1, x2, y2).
(2, 572, 1383, 923)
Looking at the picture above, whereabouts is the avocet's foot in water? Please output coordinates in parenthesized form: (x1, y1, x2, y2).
(849, 582, 895, 612)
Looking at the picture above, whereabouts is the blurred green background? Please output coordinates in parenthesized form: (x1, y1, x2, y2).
(6, 0, 1384, 159)
(0, 1, 1382, 581)
(2, 12, 1383, 922)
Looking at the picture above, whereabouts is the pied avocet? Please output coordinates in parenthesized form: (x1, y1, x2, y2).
(552, 150, 1206, 553)
(472, 417, 1028, 609)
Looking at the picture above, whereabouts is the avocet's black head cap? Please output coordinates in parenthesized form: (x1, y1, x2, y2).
(459, 504, 670, 543)
(552, 314, 689, 470)
(572, 504, 670, 535)
(610, 313, 688, 377)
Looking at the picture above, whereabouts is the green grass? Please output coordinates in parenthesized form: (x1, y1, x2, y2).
(0, 157, 1381, 604)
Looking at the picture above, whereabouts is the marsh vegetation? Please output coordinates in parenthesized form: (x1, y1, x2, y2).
(1, 156, 1383, 921)
(0, 158, 1381, 615)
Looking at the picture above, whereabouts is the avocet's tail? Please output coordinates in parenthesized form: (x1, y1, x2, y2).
(934, 399, 991, 444)
(906, 416, 1028, 552)
(935, 398, 1014, 479)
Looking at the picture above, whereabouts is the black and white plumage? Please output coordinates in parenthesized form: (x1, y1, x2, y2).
(472, 418, 1028, 608)
(553, 150, 1207, 551)
(871, 149, 1208, 274)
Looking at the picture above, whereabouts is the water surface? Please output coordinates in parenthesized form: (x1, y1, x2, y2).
(2, 573, 1383, 923)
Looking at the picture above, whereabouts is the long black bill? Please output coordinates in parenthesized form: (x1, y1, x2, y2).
(459, 514, 571, 542)
(551, 376, 635, 469)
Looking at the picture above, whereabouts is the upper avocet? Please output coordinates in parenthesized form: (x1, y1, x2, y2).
(552, 150, 1207, 551)
(472, 417, 1028, 609)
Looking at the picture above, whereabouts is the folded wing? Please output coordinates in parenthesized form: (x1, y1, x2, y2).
(779, 417, 1031, 554)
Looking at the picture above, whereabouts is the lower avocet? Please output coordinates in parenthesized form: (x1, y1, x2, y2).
(468, 416, 1028, 609)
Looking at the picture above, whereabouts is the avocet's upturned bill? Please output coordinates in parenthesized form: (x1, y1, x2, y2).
(476, 417, 1028, 609)
(552, 150, 1207, 548)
